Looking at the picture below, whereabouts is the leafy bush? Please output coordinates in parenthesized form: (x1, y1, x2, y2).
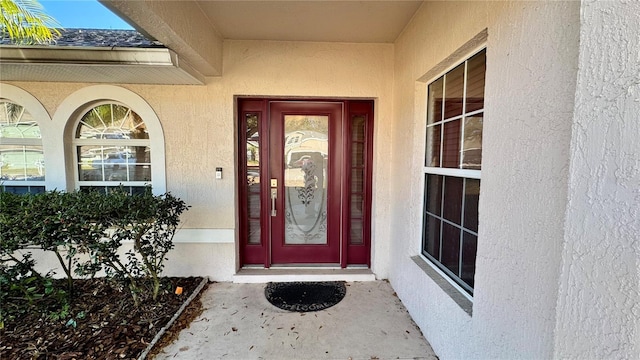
(0, 188, 189, 313)
(79, 188, 189, 304)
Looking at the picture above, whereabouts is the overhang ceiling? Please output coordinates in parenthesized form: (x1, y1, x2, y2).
(196, 1, 423, 43)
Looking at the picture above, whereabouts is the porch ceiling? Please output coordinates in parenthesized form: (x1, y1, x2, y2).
(195, 1, 424, 43)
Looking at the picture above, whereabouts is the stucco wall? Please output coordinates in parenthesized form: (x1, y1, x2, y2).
(3, 40, 394, 280)
(389, 1, 580, 359)
(554, 1, 640, 359)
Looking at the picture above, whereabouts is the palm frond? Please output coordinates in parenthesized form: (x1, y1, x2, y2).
(0, 0, 62, 44)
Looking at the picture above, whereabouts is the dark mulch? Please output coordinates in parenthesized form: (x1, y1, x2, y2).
(0, 277, 206, 360)
(265, 281, 347, 312)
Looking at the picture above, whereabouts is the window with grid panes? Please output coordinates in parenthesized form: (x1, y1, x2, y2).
(74, 103, 151, 195)
(423, 49, 485, 295)
(0, 100, 46, 194)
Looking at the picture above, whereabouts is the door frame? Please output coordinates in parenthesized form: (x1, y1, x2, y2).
(237, 97, 374, 268)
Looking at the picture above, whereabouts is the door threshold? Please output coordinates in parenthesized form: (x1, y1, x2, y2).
(233, 267, 376, 283)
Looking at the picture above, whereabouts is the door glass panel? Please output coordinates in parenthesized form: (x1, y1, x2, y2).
(351, 194, 363, 218)
(352, 142, 364, 166)
(245, 113, 261, 245)
(248, 219, 261, 245)
(284, 115, 329, 245)
(352, 115, 365, 141)
(352, 168, 363, 193)
(350, 219, 363, 245)
(248, 193, 261, 218)
(246, 114, 259, 167)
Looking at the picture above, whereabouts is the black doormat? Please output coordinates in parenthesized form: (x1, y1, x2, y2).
(265, 281, 347, 312)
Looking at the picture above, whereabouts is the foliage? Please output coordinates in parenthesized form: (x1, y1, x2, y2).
(0, 253, 45, 329)
(0, 187, 189, 322)
(0, 191, 61, 328)
(1, 191, 112, 298)
(81, 188, 189, 304)
(0, 0, 61, 44)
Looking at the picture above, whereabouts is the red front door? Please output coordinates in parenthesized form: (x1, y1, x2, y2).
(238, 99, 373, 267)
(269, 101, 342, 264)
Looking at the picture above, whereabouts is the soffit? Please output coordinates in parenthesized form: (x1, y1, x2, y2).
(195, 1, 423, 43)
(0, 29, 204, 85)
(0, 46, 205, 85)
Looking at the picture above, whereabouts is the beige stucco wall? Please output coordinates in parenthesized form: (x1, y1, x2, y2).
(389, 1, 580, 359)
(4, 40, 394, 280)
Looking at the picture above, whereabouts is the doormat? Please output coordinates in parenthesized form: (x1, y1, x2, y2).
(265, 281, 347, 312)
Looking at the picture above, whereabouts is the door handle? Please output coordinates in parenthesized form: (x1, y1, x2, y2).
(271, 188, 277, 216)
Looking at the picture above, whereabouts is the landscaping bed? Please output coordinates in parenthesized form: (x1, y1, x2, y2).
(0, 189, 199, 359)
(0, 276, 206, 359)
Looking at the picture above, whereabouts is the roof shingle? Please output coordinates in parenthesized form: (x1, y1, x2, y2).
(1, 29, 164, 48)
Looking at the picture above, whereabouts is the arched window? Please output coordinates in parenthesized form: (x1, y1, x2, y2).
(73, 102, 151, 194)
(0, 99, 45, 194)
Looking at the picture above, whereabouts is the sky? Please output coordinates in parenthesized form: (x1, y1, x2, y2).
(40, 0, 134, 30)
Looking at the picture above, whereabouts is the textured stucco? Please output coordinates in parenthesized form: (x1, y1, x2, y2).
(4, 40, 394, 277)
(554, 1, 640, 358)
(389, 1, 580, 359)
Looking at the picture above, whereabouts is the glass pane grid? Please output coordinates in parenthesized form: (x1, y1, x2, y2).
(0, 145, 45, 181)
(77, 145, 151, 182)
(425, 50, 485, 171)
(423, 173, 480, 294)
(424, 210, 478, 237)
(423, 49, 485, 295)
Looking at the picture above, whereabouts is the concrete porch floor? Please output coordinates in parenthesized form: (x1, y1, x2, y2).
(155, 281, 437, 360)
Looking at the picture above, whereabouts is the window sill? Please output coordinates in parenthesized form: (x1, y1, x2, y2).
(411, 255, 473, 316)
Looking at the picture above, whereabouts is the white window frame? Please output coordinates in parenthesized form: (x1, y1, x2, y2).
(72, 101, 152, 192)
(53, 85, 166, 195)
(0, 84, 52, 193)
(421, 46, 486, 298)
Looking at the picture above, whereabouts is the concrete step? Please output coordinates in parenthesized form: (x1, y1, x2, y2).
(233, 267, 376, 283)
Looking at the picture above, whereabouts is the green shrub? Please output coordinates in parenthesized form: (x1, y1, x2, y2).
(0, 187, 189, 312)
(88, 188, 189, 304)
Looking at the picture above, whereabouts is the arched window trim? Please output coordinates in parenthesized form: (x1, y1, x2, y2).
(53, 85, 166, 194)
(72, 101, 152, 191)
(0, 84, 52, 192)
